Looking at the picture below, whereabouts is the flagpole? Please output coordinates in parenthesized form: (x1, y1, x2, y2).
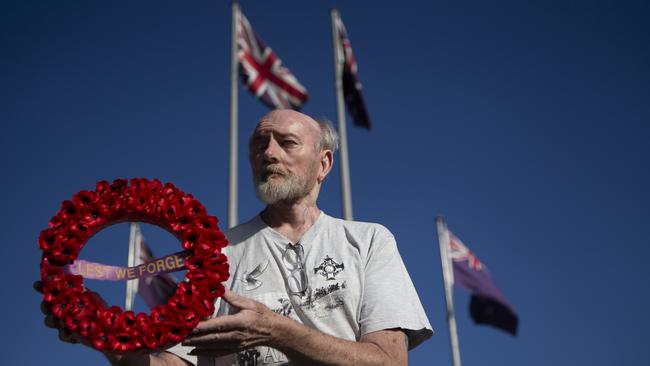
(331, 8, 353, 221)
(436, 216, 462, 366)
(125, 222, 138, 311)
(133, 225, 141, 293)
(228, 1, 240, 228)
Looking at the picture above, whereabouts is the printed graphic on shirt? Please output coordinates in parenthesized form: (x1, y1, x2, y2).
(299, 281, 347, 317)
(310, 281, 347, 303)
(233, 346, 288, 365)
(271, 297, 293, 317)
(314, 256, 344, 280)
(236, 349, 261, 366)
(236, 260, 269, 291)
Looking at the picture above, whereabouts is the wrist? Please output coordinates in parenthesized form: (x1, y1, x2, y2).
(266, 311, 300, 350)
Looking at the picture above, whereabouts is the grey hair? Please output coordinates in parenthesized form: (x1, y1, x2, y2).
(315, 118, 339, 153)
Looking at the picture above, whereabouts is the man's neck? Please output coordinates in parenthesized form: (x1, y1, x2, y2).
(261, 201, 321, 244)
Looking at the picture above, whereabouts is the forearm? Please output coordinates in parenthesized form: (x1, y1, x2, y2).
(270, 317, 406, 366)
(105, 352, 190, 366)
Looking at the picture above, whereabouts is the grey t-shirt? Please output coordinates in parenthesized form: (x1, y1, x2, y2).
(169, 212, 432, 365)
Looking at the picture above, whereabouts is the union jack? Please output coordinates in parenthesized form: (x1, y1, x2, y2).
(236, 9, 308, 110)
(449, 232, 484, 271)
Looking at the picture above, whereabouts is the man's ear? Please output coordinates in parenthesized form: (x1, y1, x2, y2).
(317, 150, 334, 183)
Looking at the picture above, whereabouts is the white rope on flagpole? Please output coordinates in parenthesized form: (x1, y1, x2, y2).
(331, 8, 353, 221)
(228, 1, 240, 228)
(437, 216, 462, 366)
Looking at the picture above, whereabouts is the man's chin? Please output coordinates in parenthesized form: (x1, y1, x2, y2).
(255, 190, 282, 205)
(255, 183, 298, 204)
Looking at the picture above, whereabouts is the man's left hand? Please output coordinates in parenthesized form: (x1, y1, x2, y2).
(183, 290, 408, 365)
(183, 289, 280, 357)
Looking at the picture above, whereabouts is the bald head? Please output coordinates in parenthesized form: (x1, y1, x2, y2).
(259, 109, 317, 126)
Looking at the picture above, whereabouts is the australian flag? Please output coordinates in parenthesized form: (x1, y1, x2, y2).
(236, 8, 308, 110)
(333, 10, 371, 129)
(449, 232, 519, 335)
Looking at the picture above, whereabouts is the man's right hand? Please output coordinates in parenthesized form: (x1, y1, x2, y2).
(35, 281, 88, 346)
(34, 280, 192, 366)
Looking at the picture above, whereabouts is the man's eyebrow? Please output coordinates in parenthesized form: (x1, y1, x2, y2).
(280, 133, 301, 140)
(253, 130, 301, 140)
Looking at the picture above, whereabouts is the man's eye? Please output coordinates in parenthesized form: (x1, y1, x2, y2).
(282, 140, 297, 147)
(252, 137, 267, 150)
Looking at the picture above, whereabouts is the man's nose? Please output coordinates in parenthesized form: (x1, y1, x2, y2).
(262, 137, 281, 161)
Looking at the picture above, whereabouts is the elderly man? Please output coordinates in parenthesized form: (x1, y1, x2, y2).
(43, 109, 432, 365)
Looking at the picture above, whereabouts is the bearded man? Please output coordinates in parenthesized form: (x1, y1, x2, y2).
(42, 109, 432, 366)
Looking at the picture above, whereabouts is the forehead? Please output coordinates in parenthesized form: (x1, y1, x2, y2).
(253, 110, 320, 140)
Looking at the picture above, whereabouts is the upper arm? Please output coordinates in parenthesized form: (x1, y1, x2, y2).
(359, 329, 408, 366)
(359, 226, 432, 349)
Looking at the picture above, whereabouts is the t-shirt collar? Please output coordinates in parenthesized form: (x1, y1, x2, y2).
(257, 210, 327, 249)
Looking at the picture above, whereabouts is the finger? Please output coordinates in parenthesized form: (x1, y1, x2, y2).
(188, 347, 239, 357)
(190, 314, 246, 336)
(58, 327, 79, 344)
(221, 289, 256, 310)
(40, 301, 51, 316)
(44, 314, 58, 329)
(33, 281, 43, 294)
(183, 330, 246, 347)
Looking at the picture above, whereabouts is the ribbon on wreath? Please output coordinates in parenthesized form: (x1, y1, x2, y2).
(63, 251, 190, 281)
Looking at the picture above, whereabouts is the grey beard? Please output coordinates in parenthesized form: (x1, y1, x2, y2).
(254, 173, 310, 204)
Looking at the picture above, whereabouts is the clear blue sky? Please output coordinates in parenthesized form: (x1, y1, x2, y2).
(2, 1, 649, 365)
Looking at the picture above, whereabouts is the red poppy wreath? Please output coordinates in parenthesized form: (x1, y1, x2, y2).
(38, 178, 229, 352)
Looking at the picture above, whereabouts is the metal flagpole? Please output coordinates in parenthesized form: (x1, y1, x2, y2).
(330, 9, 353, 221)
(436, 216, 462, 366)
(228, 1, 240, 228)
(125, 222, 139, 311)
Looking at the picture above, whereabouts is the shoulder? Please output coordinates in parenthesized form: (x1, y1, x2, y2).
(224, 215, 266, 254)
(321, 213, 396, 253)
(323, 213, 394, 238)
(222, 215, 266, 250)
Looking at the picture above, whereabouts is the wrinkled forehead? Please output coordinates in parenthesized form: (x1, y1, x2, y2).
(253, 110, 320, 141)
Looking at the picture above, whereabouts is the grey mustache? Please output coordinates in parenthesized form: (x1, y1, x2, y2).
(256, 165, 288, 181)
(263, 165, 287, 175)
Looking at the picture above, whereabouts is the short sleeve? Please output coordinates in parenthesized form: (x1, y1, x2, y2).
(358, 226, 433, 349)
(165, 342, 197, 365)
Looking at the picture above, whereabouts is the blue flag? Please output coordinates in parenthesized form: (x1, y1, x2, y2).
(449, 232, 519, 335)
(333, 10, 371, 129)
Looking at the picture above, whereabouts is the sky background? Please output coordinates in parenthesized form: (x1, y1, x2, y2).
(2, 1, 649, 365)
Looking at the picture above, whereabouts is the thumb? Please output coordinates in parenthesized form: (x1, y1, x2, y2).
(33, 280, 44, 294)
(222, 289, 255, 310)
